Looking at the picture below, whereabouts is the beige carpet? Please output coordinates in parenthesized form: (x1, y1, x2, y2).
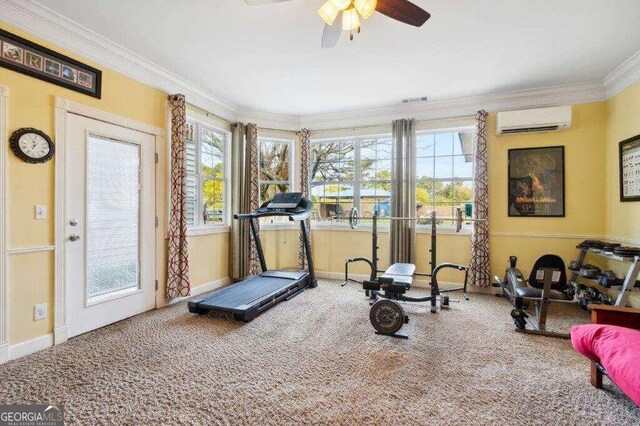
(1, 281, 638, 425)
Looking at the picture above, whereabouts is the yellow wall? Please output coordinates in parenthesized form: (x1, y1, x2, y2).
(1, 23, 227, 344)
(188, 233, 229, 288)
(605, 81, 640, 242)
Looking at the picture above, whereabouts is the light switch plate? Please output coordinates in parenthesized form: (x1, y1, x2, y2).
(34, 303, 47, 321)
(35, 205, 47, 220)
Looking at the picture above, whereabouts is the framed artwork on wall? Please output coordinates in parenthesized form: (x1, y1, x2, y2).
(619, 134, 640, 202)
(508, 146, 565, 217)
(0, 28, 101, 99)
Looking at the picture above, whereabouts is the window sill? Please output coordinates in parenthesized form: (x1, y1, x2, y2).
(187, 225, 230, 236)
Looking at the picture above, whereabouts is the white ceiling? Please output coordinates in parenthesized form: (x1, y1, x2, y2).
(34, 0, 640, 116)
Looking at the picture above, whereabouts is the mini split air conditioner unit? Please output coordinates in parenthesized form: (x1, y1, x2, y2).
(496, 106, 572, 135)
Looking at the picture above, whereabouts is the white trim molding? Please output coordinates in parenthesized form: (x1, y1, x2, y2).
(603, 50, 640, 98)
(1, 0, 639, 132)
(54, 96, 165, 346)
(0, 84, 8, 364)
(8, 333, 53, 361)
(7, 245, 55, 255)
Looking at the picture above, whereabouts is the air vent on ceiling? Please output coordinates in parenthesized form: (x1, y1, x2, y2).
(402, 97, 428, 104)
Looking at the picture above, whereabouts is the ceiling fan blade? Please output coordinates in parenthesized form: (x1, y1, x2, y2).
(321, 11, 343, 49)
(376, 0, 431, 27)
(243, 0, 293, 5)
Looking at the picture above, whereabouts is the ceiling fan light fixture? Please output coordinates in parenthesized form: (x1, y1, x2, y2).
(342, 7, 360, 31)
(330, 0, 352, 11)
(318, 1, 341, 25)
(354, 0, 377, 19)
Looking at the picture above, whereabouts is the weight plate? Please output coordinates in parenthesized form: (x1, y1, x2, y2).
(369, 300, 405, 335)
(349, 207, 359, 229)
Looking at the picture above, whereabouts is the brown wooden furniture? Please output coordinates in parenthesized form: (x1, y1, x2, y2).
(589, 304, 640, 388)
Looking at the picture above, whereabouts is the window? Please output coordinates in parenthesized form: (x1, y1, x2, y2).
(310, 137, 391, 221)
(258, 138, 293, 203)
(415, 132, 474, 225)
(185, 120, 228, 228)
(310, 132, 474, 227)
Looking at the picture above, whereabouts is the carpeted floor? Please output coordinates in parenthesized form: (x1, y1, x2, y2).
(1, 280, 638, 425)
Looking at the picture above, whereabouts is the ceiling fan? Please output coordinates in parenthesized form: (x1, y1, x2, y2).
(244, 0, 431, 48)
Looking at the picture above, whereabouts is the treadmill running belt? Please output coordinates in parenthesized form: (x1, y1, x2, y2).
(196, 276, 298, 310)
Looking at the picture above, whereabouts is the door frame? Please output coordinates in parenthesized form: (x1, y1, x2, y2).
(54, 97, 164, 345)
(0, 85, 9, 363)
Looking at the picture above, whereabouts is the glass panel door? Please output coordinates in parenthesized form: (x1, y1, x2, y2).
(86, 135, 141, 302)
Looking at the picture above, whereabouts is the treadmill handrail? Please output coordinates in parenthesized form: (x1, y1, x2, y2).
(233, 210, 310, 221)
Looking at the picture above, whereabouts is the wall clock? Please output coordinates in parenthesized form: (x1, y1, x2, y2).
(9, 128, 55, 164)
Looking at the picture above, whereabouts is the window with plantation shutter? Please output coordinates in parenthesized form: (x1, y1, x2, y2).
(184, 119, 228, 229)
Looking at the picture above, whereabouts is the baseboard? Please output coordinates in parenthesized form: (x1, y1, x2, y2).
(8, 334, 53, 361)
(163, 277, 231, 306)
(54, 325, 68, 345)
(0, 342, 8, 364)
(315, 271, 501, 294)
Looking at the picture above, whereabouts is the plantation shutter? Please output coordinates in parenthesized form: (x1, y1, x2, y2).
(184, 122, 197, 227)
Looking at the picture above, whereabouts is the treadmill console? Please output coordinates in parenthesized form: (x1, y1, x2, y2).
(266, 192, 303, 210)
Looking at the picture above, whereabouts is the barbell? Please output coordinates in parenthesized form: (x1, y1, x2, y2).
(340, 207, 486, 232)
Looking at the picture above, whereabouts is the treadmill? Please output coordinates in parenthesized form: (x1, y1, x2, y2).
(187, 192, 317, 322)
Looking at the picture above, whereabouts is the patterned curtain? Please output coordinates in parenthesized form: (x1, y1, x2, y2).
(297, 129, 313, 270)
(166, 94, 190, 298)
(247, 124, 261, 276)
(390, 119, 417, 265)
(470, 110, 490, 287)
(230, 123, 261, 279)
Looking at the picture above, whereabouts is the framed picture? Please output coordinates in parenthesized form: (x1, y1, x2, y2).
(619, 134, 640, 202)
(0, 28, 101, 99)
(508, 146, 565, 217)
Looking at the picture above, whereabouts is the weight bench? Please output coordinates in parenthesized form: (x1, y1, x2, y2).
(379, 263, 416, 292)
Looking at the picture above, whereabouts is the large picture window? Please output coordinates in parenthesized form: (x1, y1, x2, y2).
(185, 120, 228, 228)
(415, 132, 474, 224)
(311, 131, 474, 227)
(310, 137, 392, 221)
(259, 138, 293, 203)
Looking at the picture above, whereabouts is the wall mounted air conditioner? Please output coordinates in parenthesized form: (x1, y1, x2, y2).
(496, 106, 572, 135)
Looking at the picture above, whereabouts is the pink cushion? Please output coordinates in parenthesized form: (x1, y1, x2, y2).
(571, 324, 640, 406)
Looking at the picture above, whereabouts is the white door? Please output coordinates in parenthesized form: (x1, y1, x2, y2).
(66, 114, 156, 337)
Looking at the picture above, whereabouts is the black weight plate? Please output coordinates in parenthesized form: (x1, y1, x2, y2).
(369, 300, 405, 335)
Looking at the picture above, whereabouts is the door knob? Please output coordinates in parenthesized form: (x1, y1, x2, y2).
(69, 233, 82, 242)
(69, 219, 78, 226)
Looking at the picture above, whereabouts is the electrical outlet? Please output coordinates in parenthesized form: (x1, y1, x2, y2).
(35, 205, 47, 220)
(34, 303, 47, 321)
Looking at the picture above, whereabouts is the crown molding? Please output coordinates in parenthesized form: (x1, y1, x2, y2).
(301, 82, 607, 130)
(1, 0, 639, 132)
(603, 50, 640, 98)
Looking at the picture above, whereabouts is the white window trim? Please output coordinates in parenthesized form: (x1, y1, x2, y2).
(183, 116, 232, 235)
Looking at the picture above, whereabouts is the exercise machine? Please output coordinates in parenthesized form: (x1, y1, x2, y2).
(342, 210, 475, 338)
(188, 192, 317, 321)
(494, 255, 581, 338)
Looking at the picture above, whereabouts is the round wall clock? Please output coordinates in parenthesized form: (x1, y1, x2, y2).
(9, 128, 55, 164)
